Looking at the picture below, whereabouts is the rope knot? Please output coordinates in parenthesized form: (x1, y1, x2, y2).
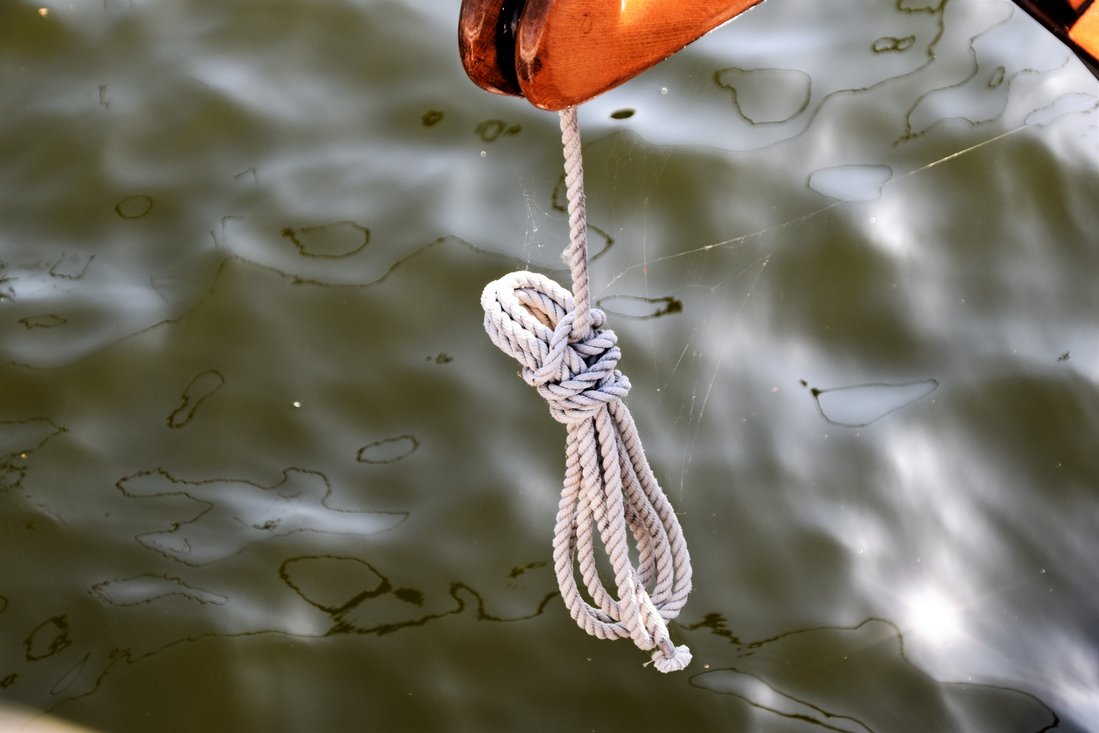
(482, 271, 631, 425)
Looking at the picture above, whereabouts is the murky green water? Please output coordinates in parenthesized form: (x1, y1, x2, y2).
(2, 0, 1098, 731)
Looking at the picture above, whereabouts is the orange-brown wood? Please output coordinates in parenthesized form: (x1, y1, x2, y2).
(1069, 2, 1099, 62)
(516, 0, 764, 109)
(458, 0, 521, 97)
(459, 0, 765, 109)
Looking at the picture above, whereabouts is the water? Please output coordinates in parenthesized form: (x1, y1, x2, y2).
(2, 0, 1098, 730)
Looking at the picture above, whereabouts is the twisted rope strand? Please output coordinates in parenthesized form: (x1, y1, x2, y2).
(559, 106, 592, 342)
(481, 107, 693, 672)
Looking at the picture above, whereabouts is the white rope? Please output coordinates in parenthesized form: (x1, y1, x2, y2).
(481, 107, 693, 673)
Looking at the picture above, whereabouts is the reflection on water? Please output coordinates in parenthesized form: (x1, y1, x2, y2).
(1, 0, 1097, 730)
(808, 165, 895, 202)
(115, 467, 407, 565)
(804, 378, 940, 427)
(687, 615, 1060, 733)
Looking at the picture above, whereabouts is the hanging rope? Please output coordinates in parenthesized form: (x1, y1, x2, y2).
(481, 107, 693, 672)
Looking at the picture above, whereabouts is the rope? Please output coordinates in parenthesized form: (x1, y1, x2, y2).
(481, 107, 693, 672)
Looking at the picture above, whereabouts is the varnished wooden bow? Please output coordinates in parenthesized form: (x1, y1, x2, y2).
(459, 0, 764, 110)
(458, 0, 1098, 110)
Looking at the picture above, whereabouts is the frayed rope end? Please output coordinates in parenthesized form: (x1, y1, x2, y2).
(650, 644, 692, 673)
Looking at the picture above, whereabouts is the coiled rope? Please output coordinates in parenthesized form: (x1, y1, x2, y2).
(481, 107, 693, 672)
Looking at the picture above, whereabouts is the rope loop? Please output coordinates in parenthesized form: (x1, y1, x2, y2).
(480, 107, 693, 672)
